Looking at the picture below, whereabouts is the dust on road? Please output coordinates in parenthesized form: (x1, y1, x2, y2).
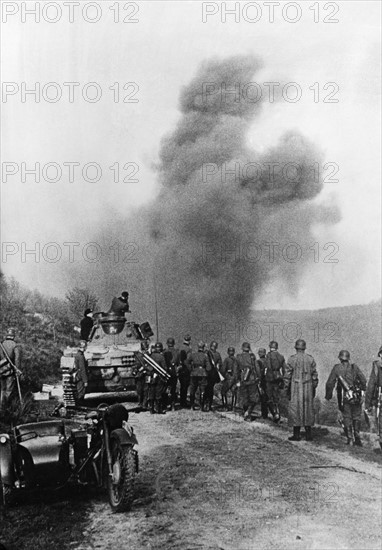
(67, 409, 381, 550)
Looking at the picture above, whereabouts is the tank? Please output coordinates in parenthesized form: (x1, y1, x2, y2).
(61, 313, 153, 407)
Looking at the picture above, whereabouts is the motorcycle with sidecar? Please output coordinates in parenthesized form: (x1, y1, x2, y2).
(0, 403, 139, 512)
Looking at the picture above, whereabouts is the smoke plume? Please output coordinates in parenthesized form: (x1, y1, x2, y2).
(80, 55, 339, 341)
(146, 55, 339, 337)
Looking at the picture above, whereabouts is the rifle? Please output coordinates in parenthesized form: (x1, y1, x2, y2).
(377, 386, 382, 433)
(0, 341, 23, 405)
(338, 374, 362, 405)
(135, 351, 171, 381)
(207, 351, 224, 382)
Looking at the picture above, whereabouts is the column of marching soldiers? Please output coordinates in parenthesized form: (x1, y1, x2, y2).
(1, 327, 382, 451)
(134, 333, 382, 451)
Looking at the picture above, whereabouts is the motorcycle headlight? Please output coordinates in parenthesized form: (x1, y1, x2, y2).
(0, 436, 7, 444)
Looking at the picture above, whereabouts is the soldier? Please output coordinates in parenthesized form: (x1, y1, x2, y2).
(365, 346, 382, 451)
(163, 337, 180, 411)
(135, 340, 149, 409)
(178, 334, 192, 408)
(0, 328, 22, 417)
(108, 291, 130, 315)
(264, 341, 286, 423)
(186, 341, 209, 411)
(205, 341, 222, 412)
(257, 348, 269, 419)
(149, 342, 168, 414)
(221, 347, 238, 410)
(326, 350, 367, 446)
(74, 341, 88, 400)
(284, 340, 318, 441)
(80, 308, 94, 341)
(236, 342, 261, 422)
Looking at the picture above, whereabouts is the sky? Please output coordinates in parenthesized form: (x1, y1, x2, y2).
(1, 0, 381, 310)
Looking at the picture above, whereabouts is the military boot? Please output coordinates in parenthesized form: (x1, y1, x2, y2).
(353, 421, 362, 446)
(305, 426, 313, 441)
(231, 394, 237, 411)
(158, 403, 166, 415)
(200, 395, 206, 412)
(343, 426, 352, 445)
(149, 400, 155, 415)
(221, 395, 227, 410)
(288, 427, 301, 441)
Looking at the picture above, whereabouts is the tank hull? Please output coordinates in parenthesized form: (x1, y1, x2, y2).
(61, 316, 153, 406)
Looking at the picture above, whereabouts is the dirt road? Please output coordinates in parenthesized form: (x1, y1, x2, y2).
(1, 408, 381, 550)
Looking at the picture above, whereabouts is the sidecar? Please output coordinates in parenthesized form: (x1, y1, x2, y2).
(0, 420, 70, 505)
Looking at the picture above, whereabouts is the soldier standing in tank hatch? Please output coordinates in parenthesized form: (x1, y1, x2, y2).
(108, 291, 130, 315)
(264, 341, 286, 423)
(284, 339, 318, 441)
(326, 350, 367, 446)
(80, 308, 94, 341)
(178, 334, 192, 408)
(221, 347, 238, 410)
(0, 328, 22, 417)
(365, 346, 382, 452)
(163, 337, 180, 411)
(186, 341, 209, 411)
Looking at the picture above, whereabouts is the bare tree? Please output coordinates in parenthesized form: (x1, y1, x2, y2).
(65, 287, 99, 319)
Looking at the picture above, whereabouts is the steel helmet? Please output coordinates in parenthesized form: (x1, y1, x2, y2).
(258, 348, 267, 357)
(183, 334, 191, 343)
(338, 350, 350, 361)
(295, 339, 306, 350)
(167, 337, 175, 346)
(227, 346, 235, 354)
(5, 328, 16, 339)
(210, 341, 218, 351)
(242, 342, 251, 352)
(155, 342, 164, 352)
(269, 341, 278, 350)
(198, 340, 205, 351)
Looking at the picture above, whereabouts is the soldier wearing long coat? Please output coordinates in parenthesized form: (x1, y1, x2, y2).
(284, 339, 318, 441)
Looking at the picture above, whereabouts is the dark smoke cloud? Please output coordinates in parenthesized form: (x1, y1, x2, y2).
(148, 55, 339, 336)
(71, 55, 339, 341)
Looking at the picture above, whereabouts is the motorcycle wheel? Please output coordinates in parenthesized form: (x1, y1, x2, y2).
(107, 442, 135, 513)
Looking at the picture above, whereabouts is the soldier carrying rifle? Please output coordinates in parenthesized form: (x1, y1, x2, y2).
(0, 328, 23, 418)
(365, 345, 382, 452)
(325, 350, 366, 446)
